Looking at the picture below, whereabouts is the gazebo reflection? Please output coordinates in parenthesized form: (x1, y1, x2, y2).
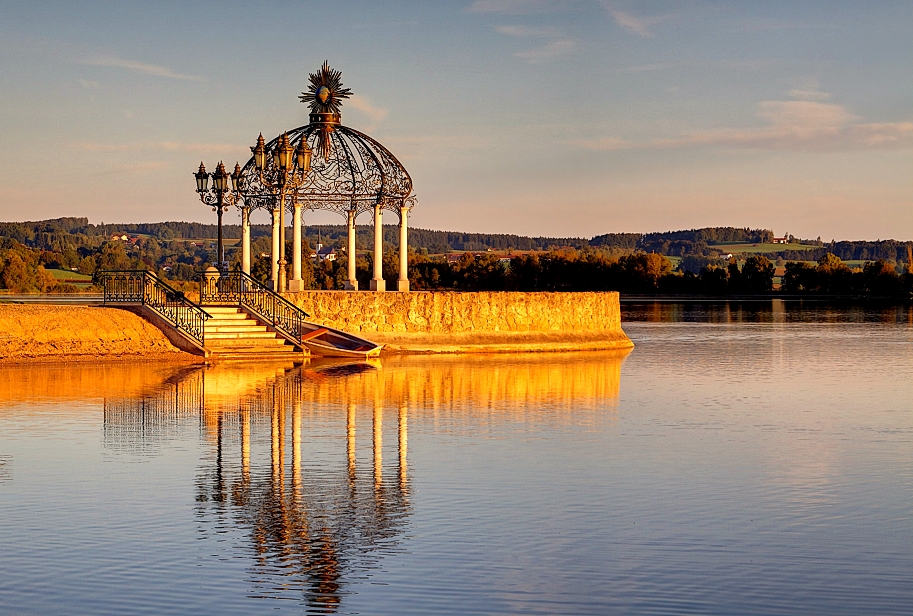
(104, 360, 411, 612)
(100, 349, 628, 610)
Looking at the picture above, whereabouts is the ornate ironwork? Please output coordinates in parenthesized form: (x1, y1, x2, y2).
(200, 270, 311, 346)
(238, 62, 417, 221)
(195, 161, 242, 268)
(99, 270, 210, 345)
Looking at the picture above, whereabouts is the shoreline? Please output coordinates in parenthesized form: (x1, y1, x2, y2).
(0, 301, 633, 364)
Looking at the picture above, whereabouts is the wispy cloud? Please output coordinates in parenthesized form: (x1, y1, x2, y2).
(619, 62, 677, 74)
(82, 55, 206, 82)
(101, 161, 172, 175)
(788, 81, 831, 101)
(383, 134, 490, 161)
(570, 101, 913, 152)
(492, 19, 574, 62)
(469, 0, 560, 14)
(73, 141, 238, 154)
(514, 39, 576, 62)
(347, 95, 389, 124)
(79, 79, 99, 89)
(567, 136, 631, 150)
(610, 9, 668, 37)
(496, 24, 563, 37)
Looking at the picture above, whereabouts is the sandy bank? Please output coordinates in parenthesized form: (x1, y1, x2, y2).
(0, 305, 192, 363)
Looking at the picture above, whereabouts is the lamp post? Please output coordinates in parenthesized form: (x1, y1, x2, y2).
(249, 132, 312, 292)
(194, 161, 242, 270)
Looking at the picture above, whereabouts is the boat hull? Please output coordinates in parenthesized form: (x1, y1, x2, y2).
(299, 322, 383, 358)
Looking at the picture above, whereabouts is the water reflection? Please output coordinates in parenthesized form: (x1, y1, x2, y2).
(102, 361, 411, 612)
(624, 300, 913, 324)
(3, 351, 627, 612)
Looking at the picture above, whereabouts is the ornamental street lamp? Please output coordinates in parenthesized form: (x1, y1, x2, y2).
(194, 161, 242, 270)
(249, 132, 312, 291)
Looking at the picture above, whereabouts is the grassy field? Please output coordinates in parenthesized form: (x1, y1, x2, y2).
(710, 242, 820, 254)
(47, 269, 92, 281)
(47, 269, 93, 287)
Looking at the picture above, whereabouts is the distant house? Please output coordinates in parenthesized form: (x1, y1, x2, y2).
(317, 246, 336, 262)
(311, 243, 336, 262)
(772, 236, 789, 244)
(111, 233, 129, 241)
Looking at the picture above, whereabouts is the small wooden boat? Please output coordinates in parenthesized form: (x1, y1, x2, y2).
(298, 322, 384, 359)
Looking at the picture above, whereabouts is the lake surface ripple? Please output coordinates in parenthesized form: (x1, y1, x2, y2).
(1, 308, 911, 614)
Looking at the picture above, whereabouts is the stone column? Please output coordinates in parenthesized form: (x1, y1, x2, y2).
(241, 207, 251, 275)
(289, 203, 303, 291)
(270, 207, 279, 289)
(370, 203, 385, 291)
(397, 205, 409, 292)
(345, 210, 358, 290)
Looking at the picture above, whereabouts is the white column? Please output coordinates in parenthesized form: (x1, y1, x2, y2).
(241, 207, 251, 276)
(370, 204, 385, 291)
(289, 203, 303, 291)
(345, 210, 358, 290)
(397, 206, 409, 292)
(270, 207, 279, 289)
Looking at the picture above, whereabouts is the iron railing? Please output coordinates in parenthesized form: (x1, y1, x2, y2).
(199, 270, 310, 345)
(98, 270, 210, 345)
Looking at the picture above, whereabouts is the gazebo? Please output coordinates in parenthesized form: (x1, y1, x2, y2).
(237, 62, 416, 292)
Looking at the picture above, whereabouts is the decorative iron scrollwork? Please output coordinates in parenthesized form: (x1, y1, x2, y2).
(98, 270, 210, 345)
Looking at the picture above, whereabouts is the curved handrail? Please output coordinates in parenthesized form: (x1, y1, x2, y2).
(98, 270, 210, 345)
(199, 270, 310, 345)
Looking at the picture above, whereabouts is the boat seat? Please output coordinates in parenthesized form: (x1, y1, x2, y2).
(353, 344, 375, 352)
(300, 328, 329, 342)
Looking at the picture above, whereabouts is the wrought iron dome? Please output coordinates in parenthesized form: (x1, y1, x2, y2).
(239, 62, 415, 219)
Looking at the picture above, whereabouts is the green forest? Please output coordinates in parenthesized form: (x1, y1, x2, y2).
(0, 217, 911, 298)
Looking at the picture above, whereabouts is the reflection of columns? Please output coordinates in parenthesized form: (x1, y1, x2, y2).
(347, 403, 356, 479)
(397, 206, 409, 292)
(290, 203, 304, 291)
(241, 207, 251, 275)
(398, 403, 408, 489)
(270, 207, 280, 289)
(370, 204, 385, 291)
(373, 401, 383, 486)
(345, 210, 358, 291)
(271, 395, 281, 480)
(241, 408, 250, 481)
(292, 400, 301, 491)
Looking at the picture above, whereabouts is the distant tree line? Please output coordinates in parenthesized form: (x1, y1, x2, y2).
(1, 218, 912, 298)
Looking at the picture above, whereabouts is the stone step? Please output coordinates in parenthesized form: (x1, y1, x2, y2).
(207, 344, 293, 352)
(207, 331, 282, 341)
(209, 351, 305, 360)
(199, 305, 303, 357)
(207, 324, 269, 333)
(204, 313, 249, 321)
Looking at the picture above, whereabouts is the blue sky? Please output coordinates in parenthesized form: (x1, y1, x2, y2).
(1, 1, 911, 240)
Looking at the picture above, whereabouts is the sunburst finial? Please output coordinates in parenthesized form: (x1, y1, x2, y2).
(300, 60, 352, 119)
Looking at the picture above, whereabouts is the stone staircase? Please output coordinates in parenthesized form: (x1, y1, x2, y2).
(203, 306, 304, 359)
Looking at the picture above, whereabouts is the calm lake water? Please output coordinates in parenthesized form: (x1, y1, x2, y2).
(1, 302, 911, 615)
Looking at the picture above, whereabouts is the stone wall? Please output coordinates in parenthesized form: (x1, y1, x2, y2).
(284, 291, 633, 353)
